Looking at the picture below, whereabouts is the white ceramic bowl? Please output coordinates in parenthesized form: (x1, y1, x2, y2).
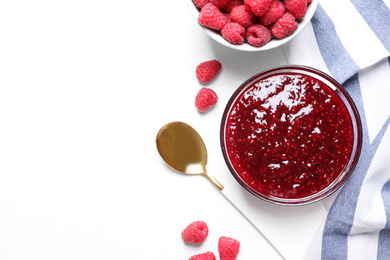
(187, 0, 319, 52)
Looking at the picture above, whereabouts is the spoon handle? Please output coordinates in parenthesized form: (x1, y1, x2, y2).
(221, 187, 286, 260)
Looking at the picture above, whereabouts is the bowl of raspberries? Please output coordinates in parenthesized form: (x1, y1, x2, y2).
(188, 0, 318, 51)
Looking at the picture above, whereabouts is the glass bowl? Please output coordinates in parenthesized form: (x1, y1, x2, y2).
(187, 0, 319, 52)
(220, 66, 362, 205)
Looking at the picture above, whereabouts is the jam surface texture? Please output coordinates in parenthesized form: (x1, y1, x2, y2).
(225, 73, 354, 199)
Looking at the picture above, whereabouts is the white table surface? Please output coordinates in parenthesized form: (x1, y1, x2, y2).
(0, 1, 330, 259)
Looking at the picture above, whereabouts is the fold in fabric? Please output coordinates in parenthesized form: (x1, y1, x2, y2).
(283, 1, 390, 259)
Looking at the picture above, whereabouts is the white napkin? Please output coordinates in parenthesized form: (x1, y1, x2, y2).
(283, 1, 390, 259)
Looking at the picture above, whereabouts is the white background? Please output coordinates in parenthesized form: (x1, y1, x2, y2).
(0, 1, 328, 259)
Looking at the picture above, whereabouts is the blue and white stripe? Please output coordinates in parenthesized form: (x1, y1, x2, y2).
(284, 1, 390, 259)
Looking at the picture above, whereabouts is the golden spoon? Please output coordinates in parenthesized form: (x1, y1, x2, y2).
(156, 121, 285, 259)
(156, 121, 223, 190)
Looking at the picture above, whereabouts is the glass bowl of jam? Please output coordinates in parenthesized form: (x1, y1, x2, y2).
(220, 66, 362, 205)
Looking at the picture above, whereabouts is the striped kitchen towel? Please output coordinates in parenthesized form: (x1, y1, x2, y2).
(283, 0, 390, 259)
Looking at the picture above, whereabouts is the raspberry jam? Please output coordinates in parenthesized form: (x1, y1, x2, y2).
(221, 66, 362, 205)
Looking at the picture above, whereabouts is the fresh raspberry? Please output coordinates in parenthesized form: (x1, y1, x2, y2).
(271, 12, 298, 39)
(258, 0, 286, 26)
(195, 88, 219, 112)
(244, 0, 272, 17)
(196, 59, 222, 83)
(221, 22, 246, 45)
(218, 236, 240, 260)
(230, 5, 255, 28)
(209, 0, 231, 9)
(224, 0, 244, 12)
(193, 0, 210, 8)
(246, 24, 271, 47)
(198, 3, 228, 30)
(189, 252, 216, 260)
(181, 220, 209, 243)
(223, 13, 233, 24)
(284, 0, 307, 19)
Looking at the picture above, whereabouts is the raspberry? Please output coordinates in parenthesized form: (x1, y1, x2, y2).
(246, 24, 271, 47)
(218, 236, 240, 260)
(181, 220, 209, 243)
(258, 0, 286, 26)
(224, 0, 244, 12)
(271, 12, 298, 39)
(221, 22, 246, 45)
(223, 13, 233, 24)
(196, 59, 222, 83)
(193, 0, 210, 8)
(230, 5, 255, 28)
(284, 0, 307, 19)
(244, 0, 272, 17)
(195, 88, 218, 112)
(209, 0, 231, 9)
(198, 3, 228, 30)
(189, 252, 216, 260)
